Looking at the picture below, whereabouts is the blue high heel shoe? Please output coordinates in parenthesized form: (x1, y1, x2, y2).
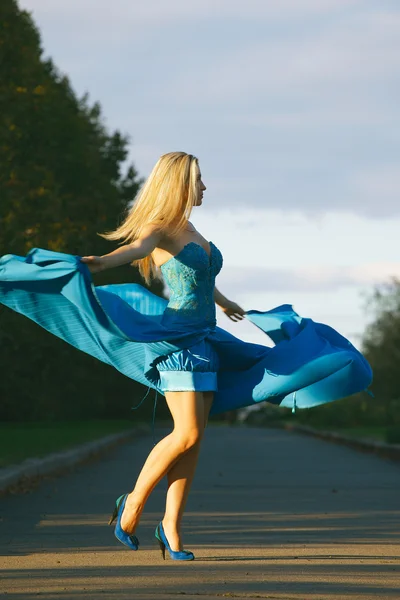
(108, 494, 139, 551)
(155, 521, 194, 561)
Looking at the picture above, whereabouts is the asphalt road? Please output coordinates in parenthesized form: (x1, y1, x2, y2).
(1, 426, 399, 599)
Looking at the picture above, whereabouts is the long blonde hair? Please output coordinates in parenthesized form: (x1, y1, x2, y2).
(101, 151, 201, 284)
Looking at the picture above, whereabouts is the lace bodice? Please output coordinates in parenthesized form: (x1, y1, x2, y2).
(160, 241, 223, 330)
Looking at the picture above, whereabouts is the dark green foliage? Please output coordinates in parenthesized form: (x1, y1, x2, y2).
(0, 1, 141, 257)
(386, 426, 400, 444)
(0, 1, 166, 422)
(0, 420, 140, 467)
(362, 278, 400, 417)
(290, 278, 400, 433)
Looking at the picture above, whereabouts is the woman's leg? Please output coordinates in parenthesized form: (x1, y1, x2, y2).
(162, 391, 214, 551)
(120, 390, 209, 534)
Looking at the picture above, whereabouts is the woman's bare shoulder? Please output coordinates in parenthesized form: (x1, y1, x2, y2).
(138, 222, 165, 240)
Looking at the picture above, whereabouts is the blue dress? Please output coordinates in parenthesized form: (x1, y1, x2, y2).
(155, 241, 222, 392)
(0, 243, 372, 414)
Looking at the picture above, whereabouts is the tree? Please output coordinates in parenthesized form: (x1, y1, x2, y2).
(280, 279, 400, 433)
(362, 278, 400, 426)
(0, 1, 164, 421)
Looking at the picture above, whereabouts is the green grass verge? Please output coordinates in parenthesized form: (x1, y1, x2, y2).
(0, 420, 140, 468)
(332, 427, 387, 441)
(293, 424, 387, 442)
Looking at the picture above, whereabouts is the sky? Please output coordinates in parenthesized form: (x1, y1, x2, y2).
(19, 0, 400, 347)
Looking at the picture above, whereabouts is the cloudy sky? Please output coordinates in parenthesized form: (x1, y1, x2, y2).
(20, 0, 400, 347)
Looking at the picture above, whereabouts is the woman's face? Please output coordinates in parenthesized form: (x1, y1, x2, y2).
(195, 169, 207, 206)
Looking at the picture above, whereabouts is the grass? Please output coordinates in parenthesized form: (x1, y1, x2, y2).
(0, 419, 140, 468)
(292, 423, 387, 442)
(329, 426, 387, 442)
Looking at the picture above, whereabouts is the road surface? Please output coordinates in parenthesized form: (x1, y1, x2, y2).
(1, 426, 399, 599)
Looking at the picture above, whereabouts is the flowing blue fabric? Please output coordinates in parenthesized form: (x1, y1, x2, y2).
(0, 246, 372, 415)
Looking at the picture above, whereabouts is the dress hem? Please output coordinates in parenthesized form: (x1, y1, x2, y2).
(159, 370, 218, 392)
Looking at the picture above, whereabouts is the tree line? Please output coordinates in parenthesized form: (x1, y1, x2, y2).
(0, 0, 164, 421)
(252, 280, 400, 441)
(1, 1, 398, 431)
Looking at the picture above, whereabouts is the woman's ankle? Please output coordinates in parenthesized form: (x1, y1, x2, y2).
(120, 494, 142, 533)
(162, 516, 180, 534)
(161, 519, 182, 551)
(125, 492, 143, 514)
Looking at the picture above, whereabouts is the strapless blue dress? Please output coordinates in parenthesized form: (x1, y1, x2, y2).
(154, 241, 222, 392)
(0, 242, 372, 414)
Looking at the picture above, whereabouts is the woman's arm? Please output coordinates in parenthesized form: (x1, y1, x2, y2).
(214, 287, 231, 309)
(214, 286, 246, 322)
(81, 225, 162, 273)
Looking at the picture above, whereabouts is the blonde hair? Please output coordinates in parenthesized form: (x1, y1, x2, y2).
(101, 151, 201, 284)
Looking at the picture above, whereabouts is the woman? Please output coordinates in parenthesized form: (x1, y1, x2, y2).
(0, 151, 372, 561)
(82, 151, 245, 560)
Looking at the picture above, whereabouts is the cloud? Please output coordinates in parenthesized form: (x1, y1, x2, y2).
(349, 165, 400, 216)
(218, 263, 400, 294)
(20, 0, 400, 217)
(128, 7, 400, 217)
(24, 0, 366, 25)
(160, 9, 400, 115)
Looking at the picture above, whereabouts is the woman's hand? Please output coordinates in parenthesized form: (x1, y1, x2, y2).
(214, 287, 246, 322)
(221, 300, 246, 322)
(80, 256, 105, 274)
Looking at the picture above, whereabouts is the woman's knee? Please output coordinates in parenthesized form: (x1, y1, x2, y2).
(174, 427, 202, 452)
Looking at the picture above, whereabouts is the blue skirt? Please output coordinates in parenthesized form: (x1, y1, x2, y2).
(156, 339, 219, 392)
(0, 249, 373, 414)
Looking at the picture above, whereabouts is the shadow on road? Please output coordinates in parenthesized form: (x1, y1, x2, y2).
(1, 427, 399, 599)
